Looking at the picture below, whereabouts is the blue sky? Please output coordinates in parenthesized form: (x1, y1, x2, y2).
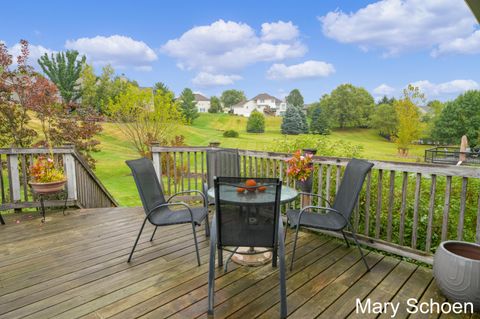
(2, 0, 480, 102)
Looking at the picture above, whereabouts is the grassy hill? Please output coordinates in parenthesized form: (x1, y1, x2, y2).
(88, 113, 429, 206)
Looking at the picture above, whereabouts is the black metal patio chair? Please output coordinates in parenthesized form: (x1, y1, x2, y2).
(208, 177, 287, 318)
(206, 148, 240, 188)
(203, 148, 241, 206)
(286, 158, 374, 271)
(126, 157, 209, 266)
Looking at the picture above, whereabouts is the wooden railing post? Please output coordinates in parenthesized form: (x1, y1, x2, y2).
(7, 153, 21, 203)
(63, 144, 77, 201)
(151, 142, 161, 180)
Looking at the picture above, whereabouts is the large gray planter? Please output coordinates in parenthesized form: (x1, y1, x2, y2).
(433, 241, 480, 310)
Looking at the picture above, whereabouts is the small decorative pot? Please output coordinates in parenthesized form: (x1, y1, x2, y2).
(29, 179, 67, 195)
(296, 177, 313, 193)
(433, 241, 480, 311)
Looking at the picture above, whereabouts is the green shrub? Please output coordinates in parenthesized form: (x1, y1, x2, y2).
(223, 130, 239, 138)
(246, 110, 265, 133)
(271, 135, 363, 158)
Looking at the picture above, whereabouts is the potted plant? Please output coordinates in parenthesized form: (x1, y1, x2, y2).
(433, 241, 480, 310)
(285, 149, 314, 192)
(29, 156, 67, 194)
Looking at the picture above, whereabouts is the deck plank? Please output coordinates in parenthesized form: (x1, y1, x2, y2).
(0, 208, 473, 319)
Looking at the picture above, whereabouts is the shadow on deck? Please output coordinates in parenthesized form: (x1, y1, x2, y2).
(0, 208, 472, 319)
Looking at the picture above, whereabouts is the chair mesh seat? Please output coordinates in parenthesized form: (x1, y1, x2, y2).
(286, 209, 346, 231)
(149, 206, 208, 226)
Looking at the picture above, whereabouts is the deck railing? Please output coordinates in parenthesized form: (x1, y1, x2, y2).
(425, 146, 480, 166)
(0, 146, 118, 212)
(152, 146, 480, 263)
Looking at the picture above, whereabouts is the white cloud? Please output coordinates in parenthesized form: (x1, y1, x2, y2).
(65, 35, 157, 70)
(261, 21, 299, 42)
(162, 19, 306, 85)
(410, 79, 479, 96)
(192, 72, 242, 87)
(7, 41, 55, 70)
(432, 30, 480, 56)
(373, 83, 395, 96)
(266, 60, 335, 80)
(320, 0, 477, 56)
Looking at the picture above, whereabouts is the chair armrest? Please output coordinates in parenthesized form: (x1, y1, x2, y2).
(147, 201, 195, 221)
(296, 205, 348, 227)
(298, 192, 332, 207)
(167, 190, 207, 208)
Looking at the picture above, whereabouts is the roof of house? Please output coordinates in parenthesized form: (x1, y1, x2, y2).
(251, 93, 282, 104)
(194, 93, 209, 102)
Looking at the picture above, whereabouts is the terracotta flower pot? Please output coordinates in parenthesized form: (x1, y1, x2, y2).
(433, 241, 480, 311)
(29, 179, 67, 195)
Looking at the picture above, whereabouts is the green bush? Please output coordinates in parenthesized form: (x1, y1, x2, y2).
(223, 130, 239, 138)
(246, 110, 265, 133)
(271, 135, 363, 158)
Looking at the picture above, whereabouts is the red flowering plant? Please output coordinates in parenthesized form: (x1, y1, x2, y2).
(30, 156, 65, 183)
(285, 150, 313, 182)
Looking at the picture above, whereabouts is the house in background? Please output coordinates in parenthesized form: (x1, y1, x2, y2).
(194, 93, 211, 113)
(232, 93, 287, 117)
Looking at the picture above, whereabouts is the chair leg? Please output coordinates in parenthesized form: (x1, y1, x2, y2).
(341, 230, 350, 248)
(284, 217, 288, 242)
(347, 223, 370, 272)
(218, 247, 223, 267)
(272, 245, 278, 268)
(0, 212, 5, 225)
(191, 222, 201, 266)
(289, 224, 300, 271)
(207, 233, 216, 316)
(150, 226, 158, 241)
(205, 214, 210, 237)
(128, 217, 148, 262)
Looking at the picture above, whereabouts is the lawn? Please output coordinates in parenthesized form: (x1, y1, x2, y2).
(89, 113, 430, 206)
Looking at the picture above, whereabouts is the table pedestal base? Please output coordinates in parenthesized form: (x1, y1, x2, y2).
(231, 247, 272, 266)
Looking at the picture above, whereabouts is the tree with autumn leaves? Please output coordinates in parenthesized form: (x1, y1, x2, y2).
(0, 40, 102, 167)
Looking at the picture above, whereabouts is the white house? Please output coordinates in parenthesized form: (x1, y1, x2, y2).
(194, 93, 211, 113)
(232, 93, 287, 117)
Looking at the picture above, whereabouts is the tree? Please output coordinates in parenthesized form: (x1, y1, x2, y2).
(79, 64, 98, 110)
(286, 89, 304, 108)
(247, 110, 265, 133)
(394, 85, 424, 156)
(422, 100, 444, 138)
(178, 88, 199, 124)
(371, 103, 398, 140)
(281, 106, 304, 135)
(108, 83, 184, 157)
(309, 105, 330, 134)
(432, 91, 480, 147)
(376, 95, 396, 106)
(38, 50, 86, 107)
(208, 96, 222, 113)
(153, 82, 170, 95)
(326, 84, 375, 128)
(286, 89, 308, 133)
(220, 89, 246, 112)
(27, 76, 62, 147)
(0, 39, 37, 147)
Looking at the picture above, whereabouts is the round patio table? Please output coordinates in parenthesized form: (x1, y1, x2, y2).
(207, 185, 298, 266)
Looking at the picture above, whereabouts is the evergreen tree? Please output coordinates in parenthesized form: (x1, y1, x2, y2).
(310, 106, 330, 134)
(178, 88, 199, 124)
(281, 106, 303, 135)
(38, 50, 86, 107)
(246, 110, 265, 133)
(286, 89, 307, 133)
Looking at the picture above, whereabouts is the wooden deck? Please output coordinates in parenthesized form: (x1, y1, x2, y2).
(0, 208, 475, 319)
